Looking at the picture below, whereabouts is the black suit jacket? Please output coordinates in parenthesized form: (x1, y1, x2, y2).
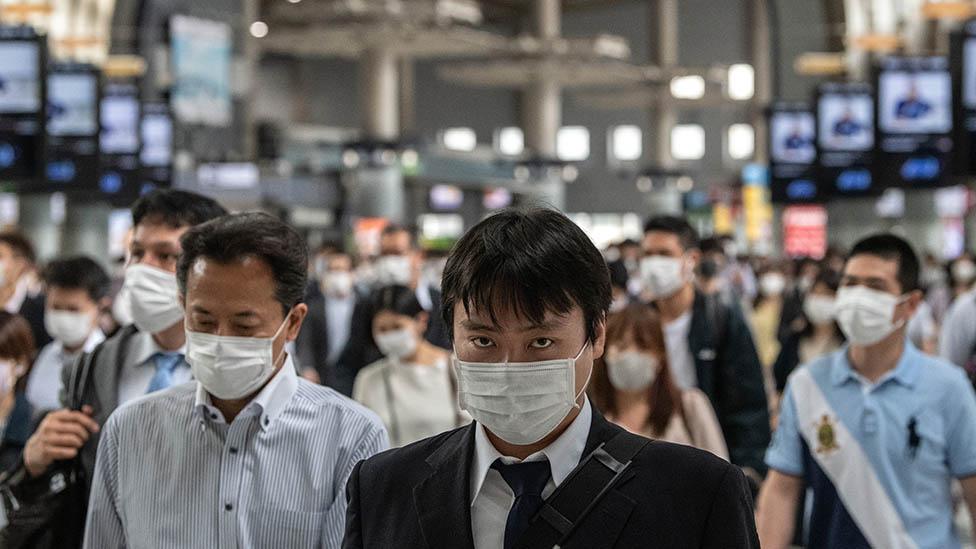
(19, 293, 51, 349)
(295, 292, 359, 389)
(343, 410, 759, 549)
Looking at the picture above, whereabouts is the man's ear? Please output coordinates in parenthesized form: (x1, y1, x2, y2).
(592, 318, 607, 360)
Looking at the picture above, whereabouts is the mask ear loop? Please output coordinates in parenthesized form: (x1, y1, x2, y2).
(270, 310, 294, 369)
(573, 341, 592, 410)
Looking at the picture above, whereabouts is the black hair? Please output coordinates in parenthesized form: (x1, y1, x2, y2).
(0, 232, 35, 264)
(441, 208, 612, 342)
(618, 238, 639, 249)
(608, 261, 629, 291)
(848, 233, 920, 292)
(699, 237, 724, 255)
(643, 215, 700, 250)
(177, 212, 309, 314)
(813, 267, 841, 293)
(43, 256, 111, 302)
(371, 285, 425, 318)
(132, 189, 228, 229)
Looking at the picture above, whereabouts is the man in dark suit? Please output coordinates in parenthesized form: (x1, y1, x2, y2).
(343, 208, 759, 549)
(296, 251, 358, 387)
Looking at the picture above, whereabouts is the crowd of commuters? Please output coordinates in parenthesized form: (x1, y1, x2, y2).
(0, 189, 969, 547)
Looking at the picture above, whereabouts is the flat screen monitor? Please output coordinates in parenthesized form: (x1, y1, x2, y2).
(816, 82, 878, 196)
(100, 85, 139, 155)
(429, 184, 463, 211)
(140, 106, 171, 167)
(47, 71, 98, 137)
(0, 40, 41, 114)
(768, 102, 822, 203)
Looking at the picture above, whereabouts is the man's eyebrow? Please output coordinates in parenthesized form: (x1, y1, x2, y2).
(460, 319, 497, 332)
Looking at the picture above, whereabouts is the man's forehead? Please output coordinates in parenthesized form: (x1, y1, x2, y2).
(456, 305, 575, 332)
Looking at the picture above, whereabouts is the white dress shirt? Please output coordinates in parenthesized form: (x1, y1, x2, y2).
(469, 398, 592, 549)
(116, 331, 191, 406)
(26, 330, 105, 413)
(3, 276, 29, 314)
(84, 356, 389, 549)
(664, 310, 698, 389)
(324, 294, 355, 364)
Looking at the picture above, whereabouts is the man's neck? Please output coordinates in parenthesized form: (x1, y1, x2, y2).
(848, 330, 906, 383)
(486, 395, 585, 460)
(656, 283, 695, 323)
(0, 276, 20, 309)
(152, 322, 186, 352)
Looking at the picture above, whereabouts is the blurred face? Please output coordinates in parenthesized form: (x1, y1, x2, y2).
(642, 231, 700, 266)
(47, 286, 100, 319)
(128, 221, 187, 273)
(0, 243, 28, 288)
(372, 310, 422, 340)
(605, 328, 662, 365)
(453, 304, 605, 399)
(808, 281, 836, 299)
(183, 256, 308, 369)
(841, 255, 920, 327)
(328, 254, 352, 273)
(380, 230, 412, 257)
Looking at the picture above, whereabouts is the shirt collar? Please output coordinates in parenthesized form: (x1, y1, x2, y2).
(60, 330, 106, 357)
(3, 276, 29, 314)
(194, 355, 299, 431)
(469, 397, 592, 506)
(136, 331, 187, 367)
(830, 341, 922, 389)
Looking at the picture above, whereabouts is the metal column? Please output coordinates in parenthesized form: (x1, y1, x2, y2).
(360, 49, 400, 141)
(645, 0, 682, 215)
(751, 0, 772, 164)
(521, 0, 565, 210)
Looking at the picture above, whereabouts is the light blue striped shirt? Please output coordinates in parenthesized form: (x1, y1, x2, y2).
(83, 357, 388, 549)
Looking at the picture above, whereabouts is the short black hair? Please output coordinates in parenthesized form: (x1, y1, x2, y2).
(132, 189, 228, 229)
(699, 237, 724, 255)
(43, 256, 111, 302)
(371, 285, 425, 318)
(847, 233, 920, 292)
(0, 232, 36, 264)
(608, 261, 629, 291)
(441, 208, 611, 343)
(177, 212, 309, 314)
(643, 215, 700, 250)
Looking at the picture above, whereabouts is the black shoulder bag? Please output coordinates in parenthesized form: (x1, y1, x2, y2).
(0, 346, 99, 549)
(514, 430, 651, 549)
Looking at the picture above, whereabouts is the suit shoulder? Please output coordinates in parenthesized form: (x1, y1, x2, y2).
(634, 439, 738, 485)
(359, 426, 468, 479)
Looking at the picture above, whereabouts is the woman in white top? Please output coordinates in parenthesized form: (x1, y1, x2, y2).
(353, 285, 465, 447)
(589, 304, 729, 460)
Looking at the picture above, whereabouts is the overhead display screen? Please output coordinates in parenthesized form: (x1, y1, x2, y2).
(0, 40, 41, 114)
(816, 82, 877, 196)
(876, 56, 953, 187)
(40, 64, 100, 192)
(769, 102, 822, 203)
(0, 27, 45, 182)
(48, 71, 98, 137)
(100, 84, 139, 155)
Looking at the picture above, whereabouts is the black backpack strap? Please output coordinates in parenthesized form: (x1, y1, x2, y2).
(515, 431, 650, 549)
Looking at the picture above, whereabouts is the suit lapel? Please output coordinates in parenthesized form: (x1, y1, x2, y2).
(414, 425, 477, 549)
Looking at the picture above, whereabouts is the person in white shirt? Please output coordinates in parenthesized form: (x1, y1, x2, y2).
(25, 257, 110, 416)
(353, 285, 463, 447)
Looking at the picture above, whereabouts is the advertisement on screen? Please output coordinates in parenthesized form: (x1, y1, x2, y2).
(139, 103, 172, 188)
(99, 81, 141, 203)
(48, 72, 98, 137)
(170, 15, 232, 127)
(0, 27, 45, 182)
(816, 82, 878, 196)
(768, 103, 823, 204)
(100, 90, 139, 154)
(876, 56, 953, 188)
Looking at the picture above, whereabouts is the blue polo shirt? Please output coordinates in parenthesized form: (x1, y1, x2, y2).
(767, 342, 976, 549)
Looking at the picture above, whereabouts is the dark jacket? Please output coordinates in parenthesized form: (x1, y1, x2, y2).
(773, 330, 803, 393)
(19, 293, 51, 349)
(343, 409, 759, 549)
(295, 291, 358, 389)
(687, 290, 771, 474)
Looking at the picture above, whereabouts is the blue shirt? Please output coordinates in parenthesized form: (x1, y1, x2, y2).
(767, 343, 976, 549)
(84, 357, 389, 548)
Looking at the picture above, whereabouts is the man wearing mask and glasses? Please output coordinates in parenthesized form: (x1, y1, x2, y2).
(343, 208, 758, 549)
(84, 212, 388, 548)
(2, 190, 227, 541)
(758, 234, 976, 549)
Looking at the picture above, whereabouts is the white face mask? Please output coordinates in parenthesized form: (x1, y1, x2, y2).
(186, 313, 291, 400)
(45, 309, 96, 348)
(640, 256, 688, 299)
(123, 264, 184, 334)
(373, 255, 413, 287)
(112, 286, 134, 326)
(803, 295, 836, 326)
(605, 350, 658, 392)
(759, 274, 787, 297)
(454, 343, 590, 446)
(952, 261, 976, 284)
(375, 328, 417, 360)
(322, 272, 354, 297)
(834, 286, 906, 346)
(609, 296, 630, 313)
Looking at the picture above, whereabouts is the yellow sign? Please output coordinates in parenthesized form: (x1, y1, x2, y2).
(713, 204, 733, 235)
(921, 1, 973, 20)
(742, 185, 772, 243)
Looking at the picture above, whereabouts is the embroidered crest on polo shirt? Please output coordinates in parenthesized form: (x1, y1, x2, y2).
(816, 414, 840, 455)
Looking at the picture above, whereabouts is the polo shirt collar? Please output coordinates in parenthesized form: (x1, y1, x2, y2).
(830, 341, 922, 389)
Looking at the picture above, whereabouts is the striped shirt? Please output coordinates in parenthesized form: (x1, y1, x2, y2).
(83, 357, 388, 549)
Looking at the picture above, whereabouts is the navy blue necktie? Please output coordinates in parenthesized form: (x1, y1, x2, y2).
(492, 459, 552, 549)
